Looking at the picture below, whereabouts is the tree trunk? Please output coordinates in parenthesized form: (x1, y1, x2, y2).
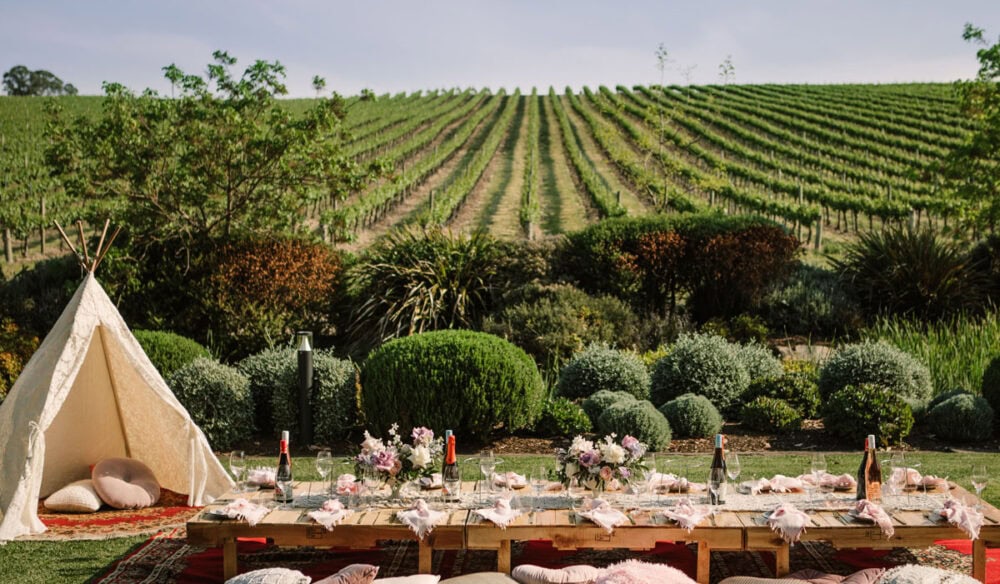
(3, 228, 12, 263)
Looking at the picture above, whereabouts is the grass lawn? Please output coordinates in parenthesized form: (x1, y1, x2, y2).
(3, 451, 996, 584)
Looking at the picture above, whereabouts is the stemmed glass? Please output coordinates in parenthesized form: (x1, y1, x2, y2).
(971, 464, 988, 511)
(229, 450, 246, 494)
(315, 450, 334, 496)
(890, 452, 909, 506)
(530, 465, 548, 514)
(479, 450, 497, 498)
(725, 451, 741, 497)
(811, 453, 827, 506)
(362, 468, 382, 511)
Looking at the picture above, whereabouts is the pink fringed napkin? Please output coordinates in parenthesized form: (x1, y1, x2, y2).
(396, 499, 446, 540)
(577, 498, 629, 534)
(246, 467, 276, 488)
(308, 499, 353, 531)
(890, 467, 948, 490)
(799, 472, 856, 491)
(212, 498, 270, 526)
(936, 498, 984, 540)
(336, 474, 360, 495)
(852, 499, 895, 538)
(418, 473, 443, 489)
(766, 503, 810, 543)
(648, 473, 704, 493)
(743, 475, 804, 495)
(493, 472, 528, 489)
(474, 497, 523, 529)
(659, 497, 712, 533)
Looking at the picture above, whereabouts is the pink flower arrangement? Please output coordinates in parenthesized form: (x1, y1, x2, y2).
(355, 424, 443, 485)
(556, 434, 648, 492)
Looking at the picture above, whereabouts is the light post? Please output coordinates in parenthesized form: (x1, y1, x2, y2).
(296, 331, 313, 445)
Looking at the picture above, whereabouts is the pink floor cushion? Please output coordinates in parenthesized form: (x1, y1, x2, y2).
(511, 564, 605, 584)
(92, 457, 161, 509)
(314, 564, 379, 584)
(595, 560, 697, 584)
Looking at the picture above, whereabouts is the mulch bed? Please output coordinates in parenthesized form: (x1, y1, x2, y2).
(92, 528, 999, 584)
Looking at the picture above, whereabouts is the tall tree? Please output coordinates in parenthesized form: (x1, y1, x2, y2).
(45, 51, 376, 254)
(3, 65, 76, 95)
(932, 25, 1000, 233)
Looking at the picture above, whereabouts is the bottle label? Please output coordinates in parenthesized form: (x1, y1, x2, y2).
(275, 480, 294, 503)
(868, 481, 881, 502)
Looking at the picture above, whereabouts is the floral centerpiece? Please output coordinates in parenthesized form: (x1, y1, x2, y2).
(355, 424, 443, 494)
(556, 434, 647, 494)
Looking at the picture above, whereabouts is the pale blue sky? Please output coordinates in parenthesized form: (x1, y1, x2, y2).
(2, 1, 999, 97)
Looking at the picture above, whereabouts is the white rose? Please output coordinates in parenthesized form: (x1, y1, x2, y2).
(569, 436, 594, 455)
(409, 445, 432, 468)
(601, 444, 626, 464)
(564, 462, 579, 478)
(361, 433, 384, 454)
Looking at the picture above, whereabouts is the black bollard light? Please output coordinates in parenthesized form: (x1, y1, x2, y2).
(296, 331, 314, 445)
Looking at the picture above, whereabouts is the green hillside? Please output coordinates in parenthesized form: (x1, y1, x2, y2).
(0, 83, 966, 260)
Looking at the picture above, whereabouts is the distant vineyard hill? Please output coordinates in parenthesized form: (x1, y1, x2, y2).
(0, 84, 968, 260)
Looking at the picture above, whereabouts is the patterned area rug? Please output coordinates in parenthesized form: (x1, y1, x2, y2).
(93, 529, 999, 584)
(22, 490, 201, 541)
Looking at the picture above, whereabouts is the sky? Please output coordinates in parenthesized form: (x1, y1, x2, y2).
(2, 1, 1000, 98)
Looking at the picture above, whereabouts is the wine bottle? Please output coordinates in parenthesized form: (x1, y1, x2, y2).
(866, 434, 882, 502)
(275, 430, 294, 504)
(442, 434, 460, 501)
(441, 429, 453, 477)
(709, 434, 727, 504)
(856, 437, 869, 501)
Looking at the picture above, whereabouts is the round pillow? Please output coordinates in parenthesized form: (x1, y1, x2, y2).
(92, 458, 161, 509)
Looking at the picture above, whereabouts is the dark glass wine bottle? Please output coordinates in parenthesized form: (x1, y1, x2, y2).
(442, 434, 460, 501)
(275, 430, 294, 504)
(441, 429, 453, 477)
(865, 434, 882, 502)
(856, 436, 870, 501)
(709, 434, 727, 504)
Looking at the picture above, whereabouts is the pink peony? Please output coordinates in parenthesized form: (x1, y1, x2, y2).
(579, 450, 602, 467)
(618, 467, 631, 479)
(411, 426, 435, 446)
(373, 450, 398, 473)
(621, 435, 644, 456)
(600, 466, 614, 481)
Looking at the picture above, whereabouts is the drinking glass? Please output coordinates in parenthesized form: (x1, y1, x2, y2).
(530, 465, 548, 512)
(479, 450, 496, 494)
(972, 464, 988, 511)
(229, 450, 246, 493)
(362, 468, 382, 510)
(811, 453, 827, 504)
(725, 451, 741, 483)
(315, 450, 334, 496)
(708, 467, 725, 507)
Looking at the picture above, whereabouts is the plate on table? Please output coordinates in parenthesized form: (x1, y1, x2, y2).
(846, 509, 876, 524)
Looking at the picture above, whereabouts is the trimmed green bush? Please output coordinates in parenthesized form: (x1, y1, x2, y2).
(134, 330, 211, 377)
(557, 343, 650, 400)
(238, 347, 296, 435)
(167, 358, 252, 450)
(597, 400, 672, 451)
(740, 397, 802, 434)
(818, 341, 933, 409)
(735, 341, 783, 382)
(822, 383, 915, 447)
(759, 263, 863, 338)
(745, 373, 822, 418)
(361, 330, 545, 440)
(659, 393, 723, 438)
(927, 394, 994, 443)
(650, 333, 750, 412)
(310, 352, 360, 444)
(927, 388, 973, 413)
(982, 356, 1000, 424)
(535, 397, 593, 437)
(481, 284, 641, 368)
(582, 390, 637, 427)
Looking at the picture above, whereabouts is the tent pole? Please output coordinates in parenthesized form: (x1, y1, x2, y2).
(93, 220, 111, 269)
(98, 325, 132, 458)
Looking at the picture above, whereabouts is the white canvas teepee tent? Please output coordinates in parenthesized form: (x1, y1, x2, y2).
(0, 222, 232, 542)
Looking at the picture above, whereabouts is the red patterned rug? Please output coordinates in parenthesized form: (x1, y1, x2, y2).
(93, 529, 999, 584)
(24, 490, 201, 541)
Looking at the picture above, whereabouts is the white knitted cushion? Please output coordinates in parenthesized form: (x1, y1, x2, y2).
(43, 479, 103, 513)
(372, 577, 441, 584)
(878, 565, 978, 584)
(511, 565, 604, 584)
(225, 568, 311, 584)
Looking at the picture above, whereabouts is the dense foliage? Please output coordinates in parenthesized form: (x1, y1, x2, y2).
(534, 397, 593, 437)
(740, 397, 802, 434)
(658, 393, 723, 438)
(167, 358, 253, 449)
(361, 330, 544, 440)
(133, 330, 210, 377)
(649, 332, 751, 412)
(822, 383, 915, 446)
(596, 399, 672, 451)
(759, 264, 862, 337)
(734, 341, 783, 382)
(0, 319, 39, 403)
(581, 390, 637, 426)
(818, 340, 933, 409)
(557, 343, 650, 400)
(745, 373, 821, 418)
(926, 393, 994, 442)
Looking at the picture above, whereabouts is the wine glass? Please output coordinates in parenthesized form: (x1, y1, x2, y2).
(362, 467, 382, 510)
(229, 450, 246, 494)
(479, 450, 497, 495)
(811, 453, 827, 505)
(725, 451, 741, 483)
(315, 450, 334, 496)
(971, 464, 988, 511)
(708, 467, 725, 507)
(530, 465, 548, 513)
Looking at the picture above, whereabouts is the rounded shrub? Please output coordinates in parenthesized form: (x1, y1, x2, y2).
(134, 329, 211, 377)
(581, 390, 637, 426)
(597, 400, 672, 451)
(650, 333, 750, 412)
(818, 341, 933, 409)
(982, 356, 1000, 423)
(927, 394, 994, 443)
(535, 397, 593, 437)
(745, 373, 821, 418)
(822, 383, 915, 447)
(238, 347, 296, 435)
(557, 343, 650, 401)
(168, 358, 253, 450)
(658, 393, 723, 438)
(361, 330, 545, 440)
(740, 397, 802, 434)
(927, 388, 973, 413)
(310, 351, 360, 444)
(735, 341, 783, 383)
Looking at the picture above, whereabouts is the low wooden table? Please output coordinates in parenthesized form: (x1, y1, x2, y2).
(187, 482, 1000, 583)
